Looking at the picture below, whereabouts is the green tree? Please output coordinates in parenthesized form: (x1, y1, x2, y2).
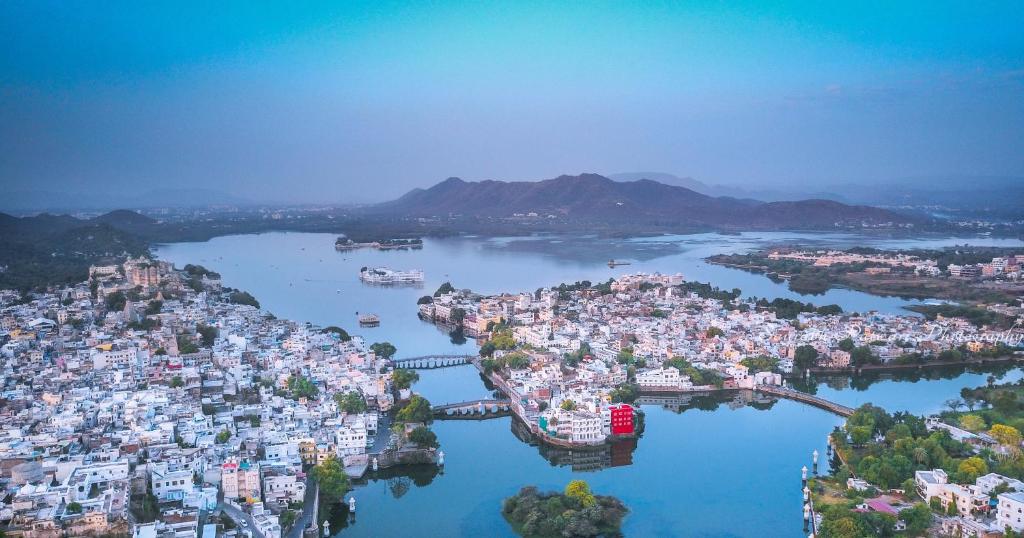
(334, 391, 367, 414)
(176, 335, 199, 354)
(169, 376, 184, 388)
(391, 368, 420, 390)
(396, 395, 432, 423)
(312, 456, 351, 500)
(433, 282, 455, 297)
(408, 426, 439, 448)
(322, 326, 352, 341)
(838, 337, 855, 352)
(197, 323, 218, 347)
(794, 345, 819, 371)
(560, 400, 576, 411)
(66, 501, 83, 514)
(705, 326, 724, 338)
(216, 429, 231, 444)
(371, 342, 397, 360)
(564, 480, 596, 508)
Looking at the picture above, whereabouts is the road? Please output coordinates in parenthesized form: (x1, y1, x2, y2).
(285, 474, 318, 538)
(219, 501, 265, 538)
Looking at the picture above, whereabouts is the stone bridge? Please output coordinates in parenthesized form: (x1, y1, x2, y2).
(432, 399, 512, 420)
(391, 355, 476, 369)
(755, 385, 854, 417)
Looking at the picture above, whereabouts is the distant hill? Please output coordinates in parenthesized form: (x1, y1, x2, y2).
(373, 173, 915, 229)
(0, 210, 153, 291)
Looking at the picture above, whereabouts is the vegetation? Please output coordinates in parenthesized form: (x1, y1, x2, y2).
(502, 481, 628, 538)
(176, 335, 199, 354)
(434, 282, 455, 297)
(609, 383, 639, 404)
(794, 345, 819, 371)
(755, 297, 842, 319)
(391, 368, 420, 390)
(197, 323, 218, 347)
(906, 304, 1013, 329)
(395, 395, 433, 423)
(664, 357, 724, 387)
(228, 290, 260, 309)
(408, 426, 439, 448)
(371, 341, 397, 360)
(739, 355, 779, 374)
(216, 428, 231, 444)
(312, 456, 351, 500)
(334, 391, 367, 414)
(286, 375, 319, 399)
(66, 501, 83, 514)
(322, 325, 352, 341)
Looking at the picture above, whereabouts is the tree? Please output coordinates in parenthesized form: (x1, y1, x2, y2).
(959, 414, 986, 432)
(105, 291, 127, 312)
(794, 345, 819, 371)
(228, 290, 260, 309)
(286, 375, 318, 399)
(197, 323, 218, 347)
(66, 501, 83, 514)
(564, 480, 596, 508)
(990, 424, 1023, 449)
(479, 341, 497, 357)
(416, 295, 433, 305)
(216, 429, 231, 444)
(957, 457, 988, 483)
(396, 395, 432, 423)
(433, 282, 455, 297)
(560, 399, 576, 411)
(169, 376, 184, 388)
(705, 326, 724, 338)
(176, 335, 199, 354)
(838, 337, 855, 352)
(408, 426, 439, 448)
(371, 342, 397, 360)
(322, 326, 351, 341)
(945, 398, 965, 413)
(334, 391, 367, 414)
(391, 368, 419, 390)
(312, 456, 351, 500)
(450, 307, 466, 324)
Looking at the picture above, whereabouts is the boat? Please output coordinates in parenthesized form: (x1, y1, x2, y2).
(358, 313, 380, 326)
(359, 266, 425, 284)
(608, 259, 632, 267)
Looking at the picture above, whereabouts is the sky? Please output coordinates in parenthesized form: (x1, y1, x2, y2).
(1, 1, 1023, 204)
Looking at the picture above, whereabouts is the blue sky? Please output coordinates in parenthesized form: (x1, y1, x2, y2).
(1, 1, 1022, 202)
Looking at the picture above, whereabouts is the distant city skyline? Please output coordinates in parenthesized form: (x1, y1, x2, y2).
(2, 2, 1023, 204)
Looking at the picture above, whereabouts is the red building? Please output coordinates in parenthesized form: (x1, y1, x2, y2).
(609, 403, 635, 435)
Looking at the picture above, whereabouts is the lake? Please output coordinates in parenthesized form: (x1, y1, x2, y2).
(155, 231, 1023, 537)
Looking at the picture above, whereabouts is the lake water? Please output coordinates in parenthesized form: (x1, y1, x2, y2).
(155, 231, 1023, 537)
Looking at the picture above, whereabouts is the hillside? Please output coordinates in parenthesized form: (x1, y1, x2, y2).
(0, 211, 153, 291)
(373, 173, 915, 229)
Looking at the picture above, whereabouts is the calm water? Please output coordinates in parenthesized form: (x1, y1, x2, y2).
(156, 231, 1023, 357)
(155, 232, 1023, 537)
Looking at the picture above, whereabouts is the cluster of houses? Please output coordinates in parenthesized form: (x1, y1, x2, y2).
(767, 249, 1022, 280)
(0, 258, 400, 538)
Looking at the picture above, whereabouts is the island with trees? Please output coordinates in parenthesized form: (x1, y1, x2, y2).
(502, 480, 627, 537)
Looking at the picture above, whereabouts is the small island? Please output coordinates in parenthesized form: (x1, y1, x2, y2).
(335, 236, 424, 251)
(503, 480, 627, 537)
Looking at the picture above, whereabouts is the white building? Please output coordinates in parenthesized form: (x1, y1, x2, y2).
(998, 491, 1024, 532)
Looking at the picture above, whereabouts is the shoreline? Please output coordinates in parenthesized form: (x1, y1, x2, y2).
(802, 354, 1023, 375)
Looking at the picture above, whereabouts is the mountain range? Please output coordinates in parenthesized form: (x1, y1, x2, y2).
(371, 173, 915, 230)
(608, 172, 1024, 215)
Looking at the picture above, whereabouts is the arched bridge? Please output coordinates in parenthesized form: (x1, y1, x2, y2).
(432, 399, 512, 420)
(755, 385, 854, 417)
(391, 355, 476, 369)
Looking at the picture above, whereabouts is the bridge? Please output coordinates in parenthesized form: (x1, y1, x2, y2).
(391, 354, 476, 369)
(432, 399, 512, 420)
(755, 385, 854, 417)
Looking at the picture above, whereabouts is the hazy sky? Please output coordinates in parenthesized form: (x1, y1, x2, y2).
(2, 1, 1022, 203)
